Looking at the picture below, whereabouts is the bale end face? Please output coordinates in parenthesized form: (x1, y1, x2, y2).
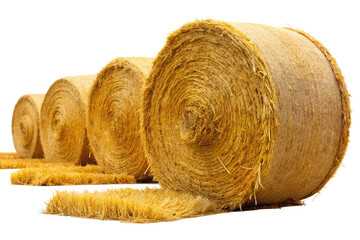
(12, 94, 44, 158)
(87, 57, 154, 178)
(40, 75, 97, 165)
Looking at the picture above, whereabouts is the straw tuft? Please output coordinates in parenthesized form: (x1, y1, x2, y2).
(11, 165, 136, 186)
(0, 157, 61, 169)
(44, 188, 222, 223)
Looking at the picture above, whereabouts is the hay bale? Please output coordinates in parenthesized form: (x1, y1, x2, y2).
(141, 20, 351, 209)
(87, 57, 153, 178)
(12, 94, 44, 158)
(40, 75, 97, 165)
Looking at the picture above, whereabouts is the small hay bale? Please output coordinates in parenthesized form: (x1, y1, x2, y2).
(12, 94, 44, 158)
(40, 75, 97, 165)
(87, 57, 153, 178)
(141, 20, 351, 209)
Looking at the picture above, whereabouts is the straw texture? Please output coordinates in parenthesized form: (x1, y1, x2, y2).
(142, 20, 350, 208)
(0, 152, 18, 159)
(87, 57, 153, 178)
(40, 75, 97, 165)
(45, 188, 221, 223)
(0, 157, 56, 169)
(11, 165, 136, 186)
(12, 94, 44, 158)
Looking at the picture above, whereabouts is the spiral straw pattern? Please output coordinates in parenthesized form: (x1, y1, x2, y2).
(87, 57, 153, 178)
(141, 20, 351, 209)
(12, 94, 44, 158)
(40, 75, 96, 165)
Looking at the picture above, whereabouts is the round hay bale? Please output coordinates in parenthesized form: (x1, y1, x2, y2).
(40, 75, 97, 165)
(12, 94, 44, 158)
(141, 20, 351, 209)
(87, 57, 153, 178)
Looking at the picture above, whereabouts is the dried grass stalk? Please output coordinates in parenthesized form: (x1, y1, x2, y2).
(40, 75, 97, 165)
(44, 188, 221, 223)
(11, 165, 136, 186)
(141, 20, 350, 208)
(12, 94, 44, 158)
(87, 58, 153, 178)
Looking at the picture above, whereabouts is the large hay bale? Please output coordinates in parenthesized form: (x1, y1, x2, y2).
(12, 94, 44, 158)
(142, 20, 351, 208)
(87, 57, 153, 178)
(40, 75, 97, 165)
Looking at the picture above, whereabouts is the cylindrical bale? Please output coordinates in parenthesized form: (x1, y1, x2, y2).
(141, 20, 351, 209)
(40, 75, 97, 165)
(12, 94, 44, 158)
(87, 57, 153, 178)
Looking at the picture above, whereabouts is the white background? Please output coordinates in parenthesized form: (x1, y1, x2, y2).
(0, 0, 359, 239)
